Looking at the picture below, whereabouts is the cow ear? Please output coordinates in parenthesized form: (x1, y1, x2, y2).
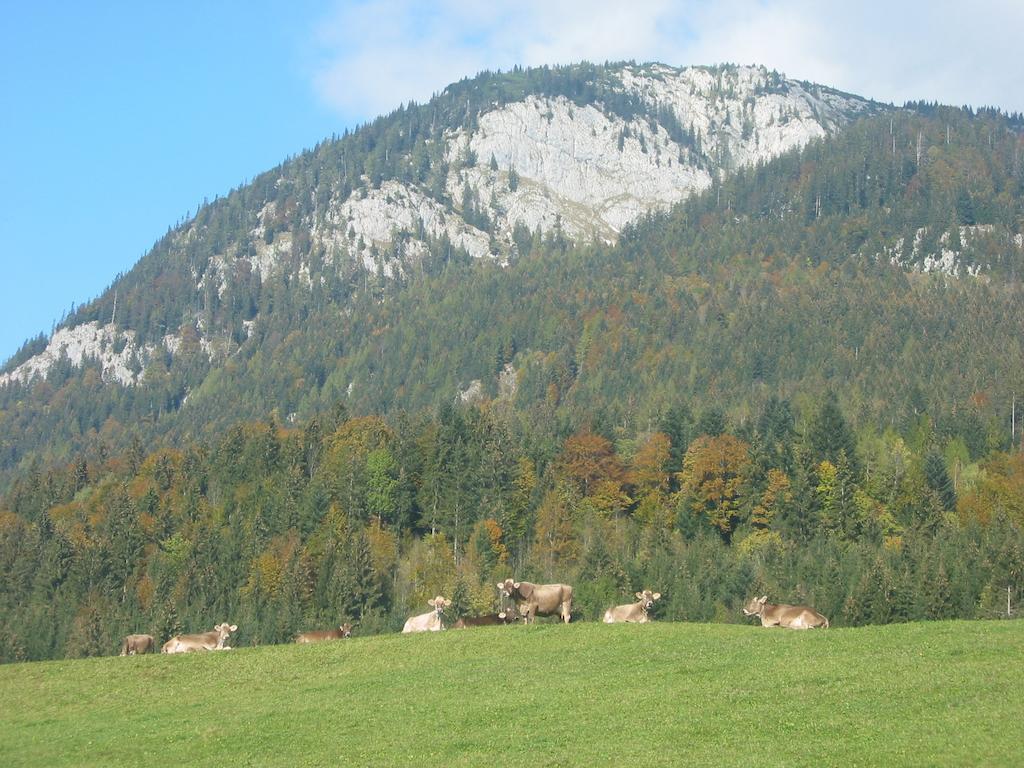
(759, 596, 768, 604)
(229, 625, 237, 632)
(653, 593, 661, 600)
(498, 612, 507, 619)
(496, 583, 505, 591)
(635, 592, 643, 599)
(512, 581, 521, 589)
(428, 598, 437, 607)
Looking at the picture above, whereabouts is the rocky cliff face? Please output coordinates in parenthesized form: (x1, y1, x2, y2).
(447, 65, 869, 243)
(2, 62, 875, 387)
(215, 63, 875, 288)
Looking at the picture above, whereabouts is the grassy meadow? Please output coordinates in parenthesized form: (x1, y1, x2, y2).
(1, 619, 1022, 767)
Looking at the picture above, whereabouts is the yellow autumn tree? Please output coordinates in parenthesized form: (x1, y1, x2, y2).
(630, 431, 672, 497)
(752, 468, 792, 530)
(678, 434, 751, 542)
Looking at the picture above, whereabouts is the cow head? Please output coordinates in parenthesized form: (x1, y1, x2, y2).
(498, 606, 522, 623)
(496, 579, 516, 599)
(636, 590, 662, 612)
(339, 623, 353, 638)
(214, 622, 238, 647)
(427, 596, 450, 616)
(742, 596, 768, 617)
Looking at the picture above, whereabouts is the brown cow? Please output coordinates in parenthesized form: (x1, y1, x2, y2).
(161, 622, 238, 653)
(743, 596, 829, 629)
(295, 623, 353, 644)
(452, 607, 521, 629)
(497, 578, 573, 624)
(120, 634, 155, 655)
(603, 590, 661, 624)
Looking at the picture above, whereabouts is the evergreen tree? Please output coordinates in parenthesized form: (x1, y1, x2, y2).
(696, 407, 726, 438)
(923, 448, 956, 511)
(661, 402, 694, 476)
(808, 393, 861, 477)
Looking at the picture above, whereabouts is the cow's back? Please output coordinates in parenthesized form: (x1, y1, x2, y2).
(454, 613, 515, 628)
(514, 582, 573, 623)
(770, 604, 828, 629)
(532, 583, 572, 611)
(784, 606, 828, 629)
(403, 612, 441, 633)
(168, 630, 220, 651)
(604, 603, 645, 623)
(125, 634, 154, 654)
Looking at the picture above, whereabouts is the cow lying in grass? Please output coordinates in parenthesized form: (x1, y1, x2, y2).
(603, 590, 661, 623)
(402, 596, 450, 633)
(295, 624, 353, 644)
(452, 607, 522, 629)
(161, 623, 238, 653)
(743, 596, 829, 629)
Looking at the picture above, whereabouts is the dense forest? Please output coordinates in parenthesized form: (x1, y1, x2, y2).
(1, 387, 1022, 662)
(2, 65, 1024, 661)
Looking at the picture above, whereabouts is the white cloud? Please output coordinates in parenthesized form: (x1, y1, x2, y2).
(310, 0, 690, 117)
(310, 0, 1024, 120)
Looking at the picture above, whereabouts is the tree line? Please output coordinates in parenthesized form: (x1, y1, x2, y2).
(1, 391, 1022, 663)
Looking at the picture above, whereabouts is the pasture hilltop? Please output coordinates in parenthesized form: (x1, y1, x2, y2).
(1, 619, 1021, 766)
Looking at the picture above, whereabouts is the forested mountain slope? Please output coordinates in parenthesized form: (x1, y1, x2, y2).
(1, 62, 883, 486)
(2, 63, 1024, 662)
(0, 75, 1020, 492)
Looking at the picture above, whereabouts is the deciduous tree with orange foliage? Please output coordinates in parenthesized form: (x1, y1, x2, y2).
(958, 452, 1024, 527)
(558, 431, 626, 497)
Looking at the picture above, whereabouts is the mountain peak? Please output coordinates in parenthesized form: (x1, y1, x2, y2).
(1, 62, 878, 390)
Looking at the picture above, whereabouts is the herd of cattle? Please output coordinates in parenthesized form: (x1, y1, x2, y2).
(118, 580, 829, 656)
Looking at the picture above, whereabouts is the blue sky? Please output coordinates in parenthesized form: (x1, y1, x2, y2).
(3, 1, 1022, 364)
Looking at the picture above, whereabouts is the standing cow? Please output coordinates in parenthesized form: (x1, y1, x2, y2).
(402, 596, 450, 633)
(497, 578, 573, 624)
(603, 590, 661, 624)
(295, 624, 353, 644)
(120, 634, 155, 655)
(162, 623, 238, 653)
(743, 596, 829, 629)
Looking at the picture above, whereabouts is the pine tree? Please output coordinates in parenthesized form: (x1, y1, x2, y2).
(923, 448, 956, 511)
(923, 562, 954, 620)
(332, 528, 381, 622)
(808, 393, 861, 477)
(661, 402, 694, 476)
(697, 407, 726, 438)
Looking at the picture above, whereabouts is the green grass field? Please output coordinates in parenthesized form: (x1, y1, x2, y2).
(1, 620, 1022, 767)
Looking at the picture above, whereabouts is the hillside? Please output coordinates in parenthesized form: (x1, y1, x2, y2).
(1, 620, 1021, 767)
(0, 61, 888, 483)
(1, 92, 1022, 490)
